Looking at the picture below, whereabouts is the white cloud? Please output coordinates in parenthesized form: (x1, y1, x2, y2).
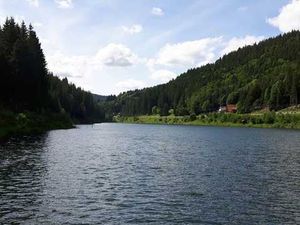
(116, 79, 145, 91)
(146, 35, 265, 83)
(55, 0, 73, 9)
(95, 43, 139, 67)
(267, 0, 300, 32)
(26, 0, 39, 7)
(46, 52, 90, 78)
(33, 22, 43, 28)
(151, 7, 164, 16)
(121, 24, 143, 34)
(46, 43, 139, 80)
(221, 35, 264, 55)
(152, 37, 223, 67)
(150, 70, 177, 83)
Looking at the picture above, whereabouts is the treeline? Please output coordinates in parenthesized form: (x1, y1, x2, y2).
(105, 31, 300, 117)
(0, 18, 104, 123)
(47, 75, 104, 123)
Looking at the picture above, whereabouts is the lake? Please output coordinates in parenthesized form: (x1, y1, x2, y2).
(0, 124, 299, 224)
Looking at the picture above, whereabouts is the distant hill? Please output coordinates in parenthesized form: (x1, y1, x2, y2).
(104, 31, 300, 117)
(92, 94, 107, 102)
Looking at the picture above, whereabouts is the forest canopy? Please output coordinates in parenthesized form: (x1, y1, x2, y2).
(0, 18, 105, 123)
(103, 31, 300, 118)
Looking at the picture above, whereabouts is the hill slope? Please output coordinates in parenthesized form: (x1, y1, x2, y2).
(0, 18, 105, 140)
(105, 31, 300, 117)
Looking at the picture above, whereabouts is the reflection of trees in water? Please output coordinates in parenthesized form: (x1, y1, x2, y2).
(0, 134, 49, 223)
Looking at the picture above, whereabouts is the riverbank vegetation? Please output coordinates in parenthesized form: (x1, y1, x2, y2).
(114, 109, 300, 129)
(0, 110, 73, 141)
(0, 18, 105, 140)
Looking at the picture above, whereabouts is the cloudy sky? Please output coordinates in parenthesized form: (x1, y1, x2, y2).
(0, 0, 299, 95)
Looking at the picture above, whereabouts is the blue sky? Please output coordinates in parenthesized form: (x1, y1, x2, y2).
(0, 0, 299, 94)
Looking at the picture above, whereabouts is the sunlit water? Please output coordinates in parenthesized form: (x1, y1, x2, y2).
(0, 124, 299, 224)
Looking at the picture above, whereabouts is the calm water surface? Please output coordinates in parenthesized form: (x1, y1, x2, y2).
(0, 124, 299, 224)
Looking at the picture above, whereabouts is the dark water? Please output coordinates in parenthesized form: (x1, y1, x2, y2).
(0, 124, 299, 225)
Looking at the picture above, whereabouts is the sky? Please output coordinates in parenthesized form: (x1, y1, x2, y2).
(0, 0, 300, 95)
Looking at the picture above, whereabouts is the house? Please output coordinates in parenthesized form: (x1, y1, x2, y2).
(218, 104, 237, 113)
(226, 104, 237, 113)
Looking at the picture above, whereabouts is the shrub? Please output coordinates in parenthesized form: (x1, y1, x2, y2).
(263, 112, 276, 124)
(190, 113, 196, 121)
(16, 113, 28, 127)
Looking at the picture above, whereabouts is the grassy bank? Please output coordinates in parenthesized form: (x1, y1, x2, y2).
(114, 111, 300, 129)
(0, 110, 74, 142)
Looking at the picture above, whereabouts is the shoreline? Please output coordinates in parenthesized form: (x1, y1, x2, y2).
(0, 111, 75, 143)
(2, 111, 299, 142)
(0, 125, 75, 143)
(114, 114, 300, 130)
(115, 120, 300, 130)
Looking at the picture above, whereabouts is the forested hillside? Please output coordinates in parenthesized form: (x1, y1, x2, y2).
(0, 18, 105, 125)
(105, 31, 300, 117)
(1, 18, 299, 135)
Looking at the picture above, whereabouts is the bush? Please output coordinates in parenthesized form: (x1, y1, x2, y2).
(190, 113, 197, 121)
(250, 116, 263, 124)
(16, 113, 28, 127)
(263, 112, 276, 124)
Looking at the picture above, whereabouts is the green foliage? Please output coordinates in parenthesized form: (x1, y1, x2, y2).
(104, 31, 300, 117)
(47, 75, 105, 123)
(168, 108, 174, 115)
(151, 106, 160, 115)
(0, 110, 74, 141)
(190, 113, 197, 121)
(227, 91, 239, 104)
(114, 112, 300, 129)
(0, 18, 105, 126)
(263, 112, 276, 124)
(16, 113, 28, 127)
(0, 19, 48, 110)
